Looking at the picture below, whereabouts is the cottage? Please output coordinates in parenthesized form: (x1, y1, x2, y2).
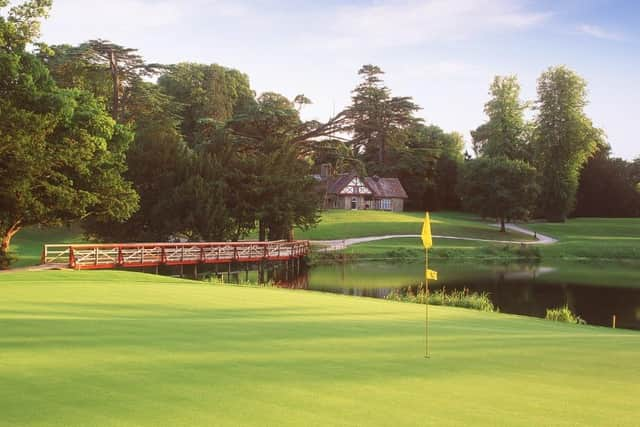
(317, 168, 408, 212)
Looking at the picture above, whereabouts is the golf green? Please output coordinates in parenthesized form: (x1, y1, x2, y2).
(1, 270, 638, 426)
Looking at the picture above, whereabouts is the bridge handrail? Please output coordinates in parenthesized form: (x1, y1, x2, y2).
(42, 240, 310, 269)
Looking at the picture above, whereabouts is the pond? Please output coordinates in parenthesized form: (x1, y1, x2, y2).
(275, 260, 640, 330)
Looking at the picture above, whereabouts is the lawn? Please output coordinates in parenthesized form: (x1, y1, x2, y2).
(297, 210, 533, 241)
(341, 217, 640, 261)
(338, 236, 540, 260)
(528, 217, 640, 260)
(1, 270, 638, 426)
(9, 225, 85, 268)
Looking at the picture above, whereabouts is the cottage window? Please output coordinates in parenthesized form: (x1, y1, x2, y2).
(381, 199, 392, 210)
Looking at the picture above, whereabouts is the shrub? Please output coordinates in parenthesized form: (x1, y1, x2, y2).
(386, 287, 495, 312)
(545, 305, 586, 324)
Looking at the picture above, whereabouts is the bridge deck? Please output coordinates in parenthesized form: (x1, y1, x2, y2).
(42, 241, 309, 270)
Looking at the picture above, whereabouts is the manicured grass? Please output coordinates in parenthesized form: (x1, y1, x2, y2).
(342, 217, 640, 261)
(298, 210, 533, 241)
(528, 218, 640, 260)
(9, 225, 85, 268)
(335, 236, 540, 261)
(1, 270, 638, 426)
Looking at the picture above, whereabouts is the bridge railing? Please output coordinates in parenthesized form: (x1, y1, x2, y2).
(42, 241, 310, 270)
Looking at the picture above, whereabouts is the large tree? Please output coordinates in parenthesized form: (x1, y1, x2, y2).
(82, 82, 191, 242)
(533, 66, 602, 221)
(0, 1, 138, 266)
(457, 157, 539, 232)
(345, 64, 420, 167)
(471, 75, 529, 160)
(80, 39, 164, 122)
(227, 92, 341, 241)
(384, 124, 462, 210)
(158, 63, 255, 146)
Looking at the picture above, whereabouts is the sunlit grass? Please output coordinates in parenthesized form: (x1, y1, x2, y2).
(297, 210, 533, 241)
(0, 270, 638, 426)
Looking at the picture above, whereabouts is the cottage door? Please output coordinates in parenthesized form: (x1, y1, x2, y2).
(351, 198, 357, 210)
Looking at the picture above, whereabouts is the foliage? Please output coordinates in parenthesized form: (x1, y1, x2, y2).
(533, 66, 602, 222)
(545, 305, 586, 324)
(345, 64, 421, 166)
(226, 91, 326, 240)
(457, 157, 539, 231)
(471, 75, 529, 160)
(574, 145, 640, 217)
(158, 62, 254, 146)
(0, 0, 51, 51)
(0, 2, 137, 266)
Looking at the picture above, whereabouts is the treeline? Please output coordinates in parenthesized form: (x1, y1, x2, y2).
(1, 0, 339, 266)
(459, 73, 640, 227)
(1, 1, 638, 267)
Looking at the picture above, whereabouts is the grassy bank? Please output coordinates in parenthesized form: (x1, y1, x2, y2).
(327, 217, 640, 261)
(323, 236, 541, 261)
(1, 270, 638, 426)
(528, 217, 640, 260)
(298, 210, 533, 241)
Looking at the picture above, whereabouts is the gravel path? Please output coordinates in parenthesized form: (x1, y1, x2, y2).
(312, 223, 557, 252)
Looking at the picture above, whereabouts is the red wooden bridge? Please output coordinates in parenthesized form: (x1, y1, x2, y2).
(42, 241, 310, 270)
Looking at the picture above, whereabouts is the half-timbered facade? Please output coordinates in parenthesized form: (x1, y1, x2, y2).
(319, 172, 408, 212)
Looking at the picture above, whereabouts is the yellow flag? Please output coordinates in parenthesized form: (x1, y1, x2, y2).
(421, 212, 432, 249)
(426, 269, 438, 281)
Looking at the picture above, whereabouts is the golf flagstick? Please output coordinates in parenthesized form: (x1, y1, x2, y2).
(425, 247, 429, 359)
(421, 212, 433, 359)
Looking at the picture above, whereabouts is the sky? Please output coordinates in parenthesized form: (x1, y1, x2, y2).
(37, 0, 639, 159)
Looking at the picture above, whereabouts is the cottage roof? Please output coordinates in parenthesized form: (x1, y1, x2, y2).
(325, 173, 408, 199)
(364, 177, 408, 199)
(326, 173, 357, 194)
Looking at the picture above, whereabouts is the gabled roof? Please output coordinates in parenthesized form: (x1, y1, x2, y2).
(325, 174, 408, 199)
(326, 173, 357, 194)
(365, 177, 408, 199)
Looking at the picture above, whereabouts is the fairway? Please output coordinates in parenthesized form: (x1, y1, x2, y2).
(1, 271, 638, 426)
(297, 210, 533, 241)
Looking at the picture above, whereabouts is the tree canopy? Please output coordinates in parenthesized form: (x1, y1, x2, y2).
(533, 66, 602, 222)
(0, 0, 138, 266)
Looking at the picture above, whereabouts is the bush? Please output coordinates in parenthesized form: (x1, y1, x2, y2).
(545, 305, 586, 324)
(386, 287, 495, 312)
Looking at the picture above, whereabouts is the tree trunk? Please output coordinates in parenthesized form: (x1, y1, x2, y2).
(1, 221, 22, 269)
(287, 227, 294, 242)
(378, 134, 385, 165)
(109, 49, 120, 121)
(500, 217, 506, 232)
(258, 221, 266, 242)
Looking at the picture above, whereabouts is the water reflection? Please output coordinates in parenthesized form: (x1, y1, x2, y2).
(275, 260, 640, 330)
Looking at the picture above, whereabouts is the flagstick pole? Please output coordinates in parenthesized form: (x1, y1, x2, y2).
(425, 247, 429, 359)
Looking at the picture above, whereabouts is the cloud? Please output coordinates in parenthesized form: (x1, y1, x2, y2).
(329, 0, 552, 49)
(577, 24, 625, 41)
(40, 0, 185, 43)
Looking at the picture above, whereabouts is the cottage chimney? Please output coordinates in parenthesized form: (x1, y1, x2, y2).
(320, 163, 332, 178)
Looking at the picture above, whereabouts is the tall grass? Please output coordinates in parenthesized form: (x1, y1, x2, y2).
(545, 305, 586, 324)
(385, 286, 495, 312)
